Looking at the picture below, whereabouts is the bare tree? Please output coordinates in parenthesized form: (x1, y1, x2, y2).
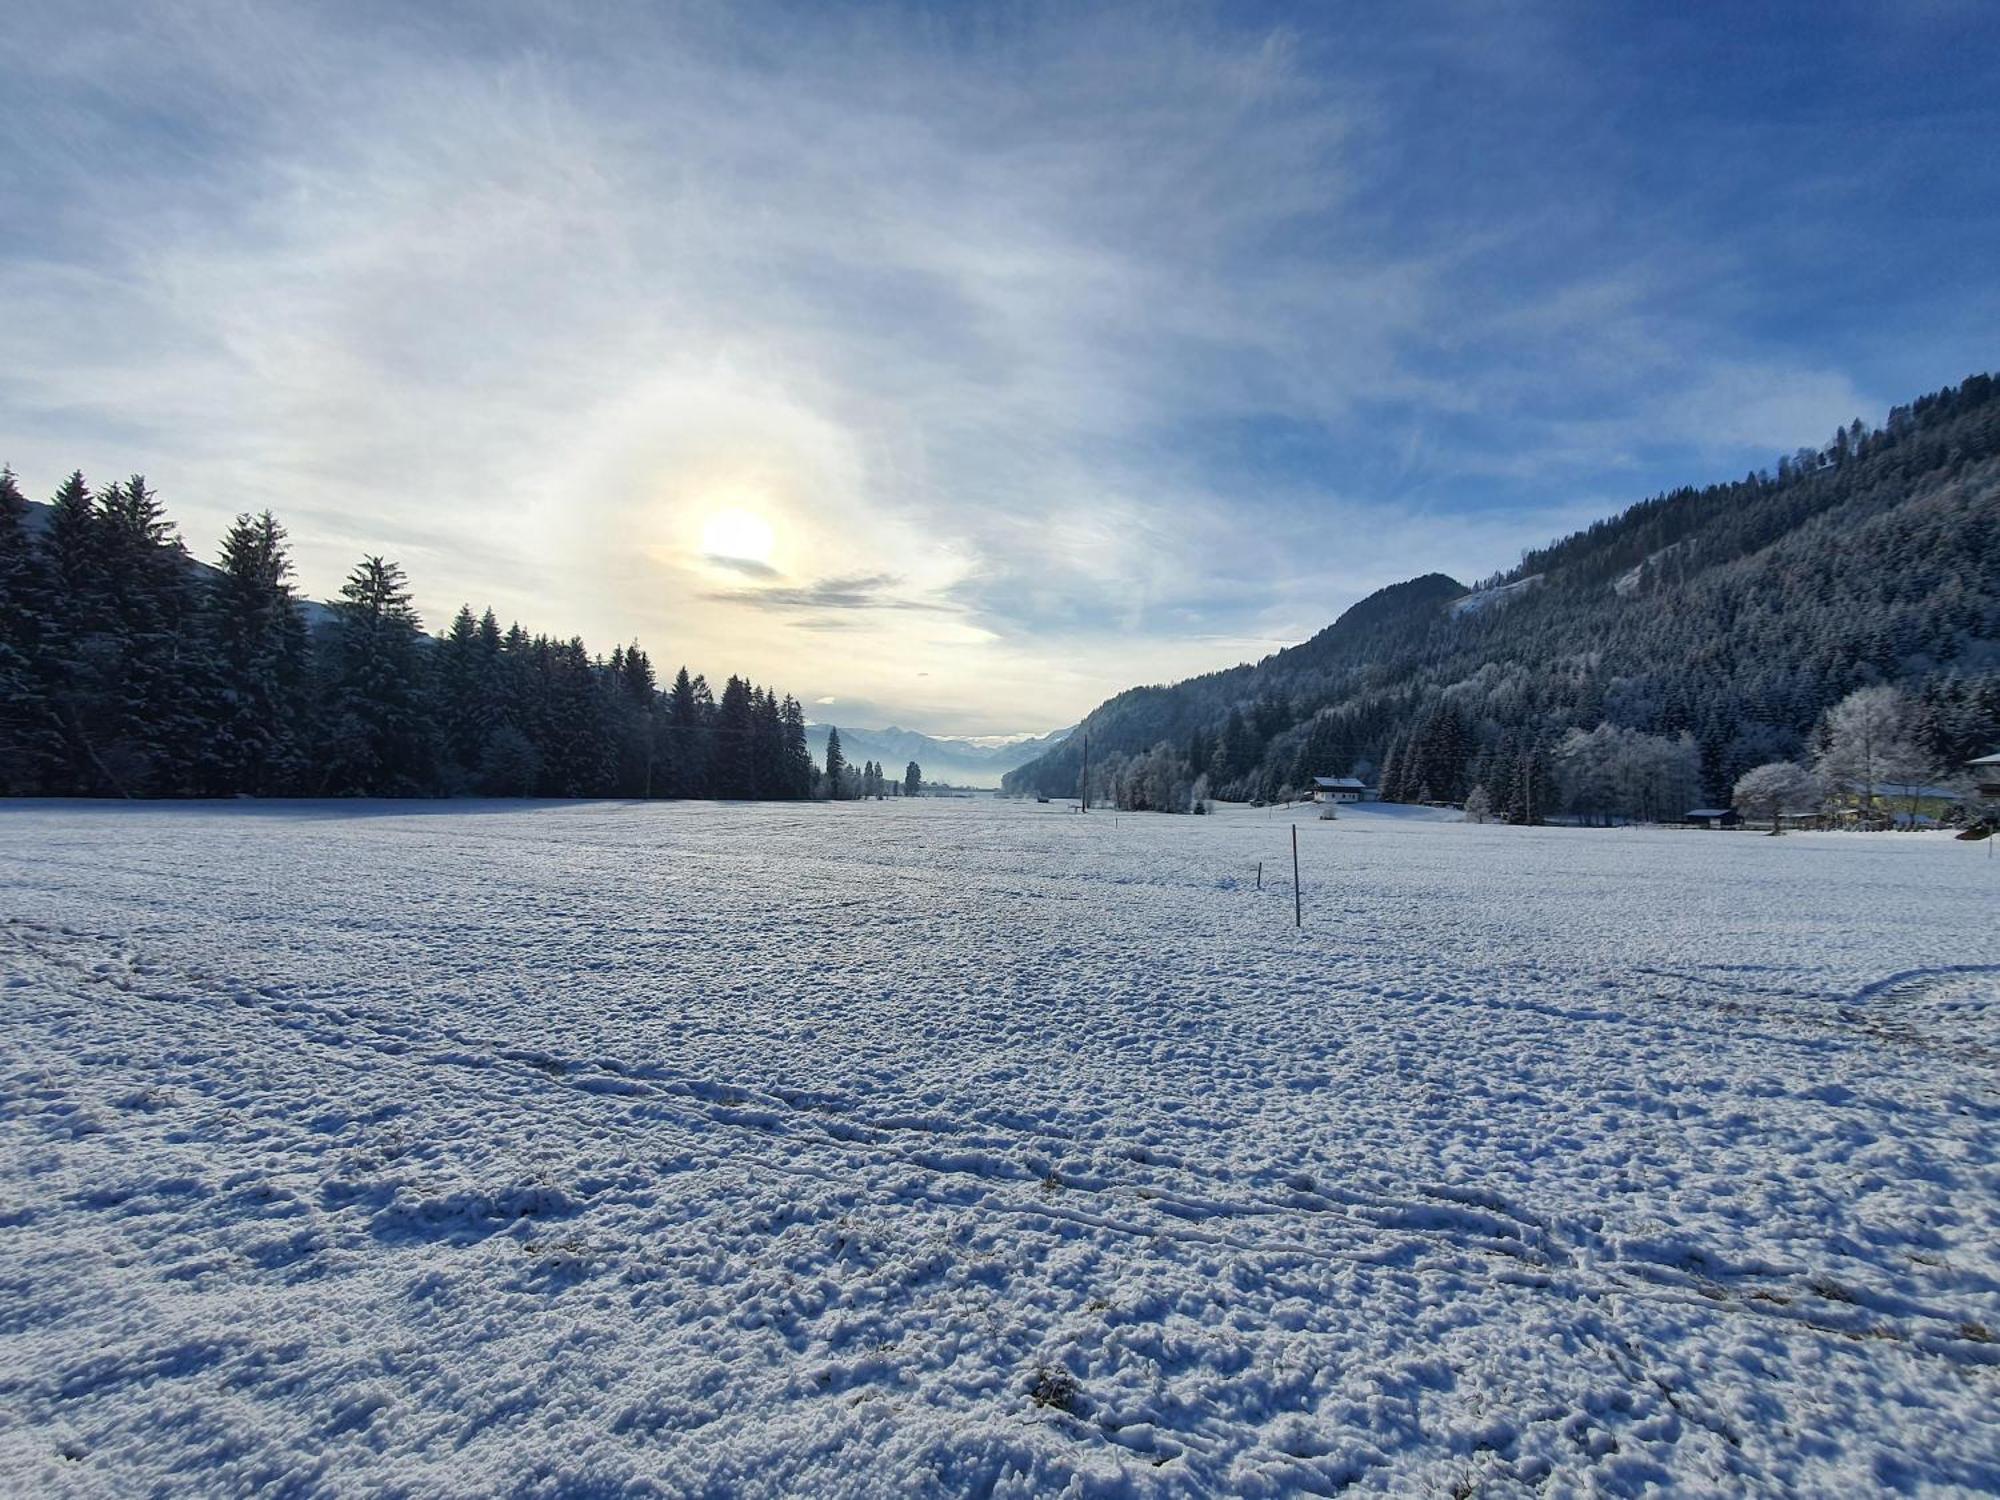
(1814, 686, 1923, 817)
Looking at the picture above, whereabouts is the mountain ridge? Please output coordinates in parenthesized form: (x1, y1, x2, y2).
(1004, 372, 2000, 809)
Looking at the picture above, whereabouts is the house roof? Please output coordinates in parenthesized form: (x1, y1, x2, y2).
(1869, 782, 1965, 799)
(1312, 776, 1366, 789)
(1970, 753, 2000, 767)
(1685, 808, 1735, 818)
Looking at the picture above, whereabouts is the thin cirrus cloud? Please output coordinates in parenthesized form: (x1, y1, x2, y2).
(1, 2, 1995, 735)
(703, 573, 957, 614)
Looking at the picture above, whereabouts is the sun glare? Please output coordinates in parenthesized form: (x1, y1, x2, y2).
(701, 506, 777, 568)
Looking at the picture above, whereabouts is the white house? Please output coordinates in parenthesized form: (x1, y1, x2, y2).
(1311, 776, 1370, 804)
(1971, 752, 2000, 804)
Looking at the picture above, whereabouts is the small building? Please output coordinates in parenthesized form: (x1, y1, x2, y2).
(1684, 808, 1742, 829)
(1311, 776, 1369, 804)
(1971, 753, 2000, 803)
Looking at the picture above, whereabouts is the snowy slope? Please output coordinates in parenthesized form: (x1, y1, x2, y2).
(2, 800, 1996, 1496)
(1448, 573, 1543, 616)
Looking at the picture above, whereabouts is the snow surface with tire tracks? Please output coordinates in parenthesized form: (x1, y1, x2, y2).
(2, 798, 1997, 1497)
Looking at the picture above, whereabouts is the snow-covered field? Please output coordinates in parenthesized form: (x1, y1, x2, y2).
(2, 798, 1996, 1497)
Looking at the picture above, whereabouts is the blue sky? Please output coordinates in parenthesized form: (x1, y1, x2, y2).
(3, 1, 1995, 734)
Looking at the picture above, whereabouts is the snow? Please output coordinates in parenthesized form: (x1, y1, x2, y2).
(3, 797, 1997, 1497)
(1451, 574, 1543, 617)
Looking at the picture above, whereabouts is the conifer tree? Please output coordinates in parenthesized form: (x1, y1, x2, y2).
(666, 666, 711, 796)
(823, 725, 846, 798)
(436, 605, 493, 786)
(750, 686, 784, 798)
(529, 637, 612, 796)
(780, 695, 814, 797)
(610, 640, 660, 797)
(91, 475, 212, 794)
(713, 675, 755, 798)
(317, 556, 438, 795)
(208, 512, 311, 795)
(0, 467, 62, 792)
(39, 471, 115, 791)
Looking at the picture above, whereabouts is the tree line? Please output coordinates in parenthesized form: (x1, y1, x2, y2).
(0, 471, 844, 801)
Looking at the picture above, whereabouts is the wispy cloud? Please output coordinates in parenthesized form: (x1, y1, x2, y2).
(703, 572, 957, 613)
(704, 555, 783, 581)
(1, 1, 1991, 734)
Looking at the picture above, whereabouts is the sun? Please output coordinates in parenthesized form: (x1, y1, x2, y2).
(700, 506, 776, 568)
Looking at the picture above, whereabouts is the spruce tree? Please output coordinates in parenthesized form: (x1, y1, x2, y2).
(436, 605, 492, 787)
(713, 675, 755, 798)
(317, 556, 438, 796)
(208, 511, 311, 795)
(750, 686, 784, 798)
(666, 666, 710, 796)
(39, 472, 116, 791)
(779, 695, 813, 798)
(0, 467, 62, 792)
(91, 475, 212, 794)
(611, 641, 659, 797)
(538, 637, 612, 796)
(823, 725, 846, 798)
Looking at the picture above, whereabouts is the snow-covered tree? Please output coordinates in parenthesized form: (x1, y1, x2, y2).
(1731, 761, 1821, 834)
(1814, 685, 1924, 815)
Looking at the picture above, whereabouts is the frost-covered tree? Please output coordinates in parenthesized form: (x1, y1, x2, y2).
(1731, 761, 1821, 834)
(1462, 785, 1493, 824)
(1814, 685, 1924, 815)
(478, 725, 541, 797)
(1556, 724, 1702, 825)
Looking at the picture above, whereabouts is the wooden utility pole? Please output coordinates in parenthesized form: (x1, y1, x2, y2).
(1291, 825, 1301, 928)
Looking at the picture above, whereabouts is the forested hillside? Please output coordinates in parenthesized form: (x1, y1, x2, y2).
(1004, 373, 2000, 817)
(0, 472, 825, 800)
